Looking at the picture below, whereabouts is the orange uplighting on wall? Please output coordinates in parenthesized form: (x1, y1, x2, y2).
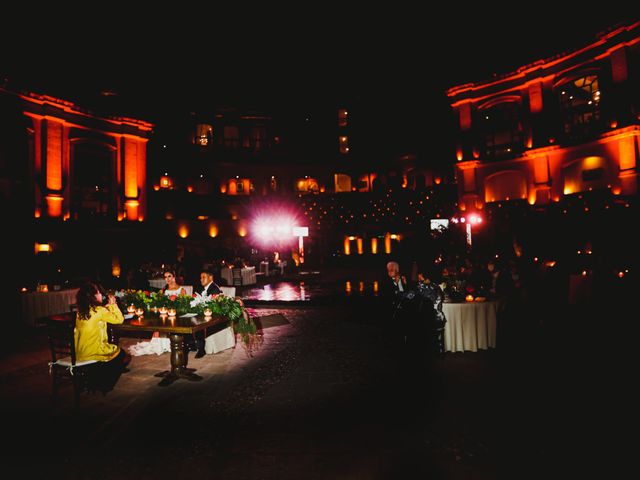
(208, 224, 218, 238)
(160, 175, 172, 189)
(227, 178, 251, 195)
(459, 102, 472, 130)
(373, 281, 379, 295)
(124, 138, 139, 198)
(344, 237, 351, 255)
(153, 185, 160, 191)
(334, 174, 352, 193)
(220, 184, 227, 193)
(34, 243, 52, 254)
(237, 223, 247, 237)
(533, 157, 550, 184)
(357, 238, 363, 255)
(46, 120, 63, 191)
(371, 237, 378, 254)
(112, 256, 121, 278)
(45, 194, 63, 218)
(34, 208, 41, 218)
(434, 177, 442, 185)
(339, 136, 349, 154)
(456, 147, 463, 161)
(125, 199, 139, 221)
(384, 233, 391, 254)
(528, 82, 543, 114)
(187, 185, 194, 193)
(178, 223, 189, 238)
(618, 135, 636, 172)
(338, 109, 348, 127)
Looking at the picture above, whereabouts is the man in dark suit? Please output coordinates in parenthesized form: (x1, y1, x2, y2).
(186, 269, 222, 358)
(199, 269, 222, 297)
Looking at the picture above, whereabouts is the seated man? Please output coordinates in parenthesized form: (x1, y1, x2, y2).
(187, 269, 222, 358)
(199, 269, 221, 297)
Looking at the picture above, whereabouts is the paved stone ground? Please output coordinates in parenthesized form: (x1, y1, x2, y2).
(0, 302, 627, 479)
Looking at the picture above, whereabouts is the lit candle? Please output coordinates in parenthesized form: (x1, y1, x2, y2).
(465, 294, 474, 302)
(168, 308, 176, 317)
(159, 306, 167, 315)
(127, 305, 136, 313)
(135, 308, 144, 316)
(204, 308, 212, 317)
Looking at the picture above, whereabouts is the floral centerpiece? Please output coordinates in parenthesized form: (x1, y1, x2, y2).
(115, 289, 259, 349)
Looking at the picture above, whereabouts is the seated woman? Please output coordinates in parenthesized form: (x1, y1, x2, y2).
(161, 270, 187, 297)
(74, 282, 130, 393)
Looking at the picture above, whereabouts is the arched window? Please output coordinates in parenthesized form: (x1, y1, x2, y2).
(557, 74, 601, 139)
(194, 124, 213, 146)
(71, 141, 114, 219)
(484, 170, 528, 203)
(479, 100, 523, 159)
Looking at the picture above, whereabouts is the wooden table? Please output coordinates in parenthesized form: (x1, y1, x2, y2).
(39, 311, 229, 386)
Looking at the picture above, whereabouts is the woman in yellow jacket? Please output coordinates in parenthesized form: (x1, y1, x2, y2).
(74, 282, 130, 392)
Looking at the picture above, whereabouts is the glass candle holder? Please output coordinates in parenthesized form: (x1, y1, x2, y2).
(135, 308, 144, 316)
(465, 294, 474, 302)
(168, 308, 176, 317)
(204, 308, 212, 317)
(127, 305, 136, 313)
(159, 306, 167, 315)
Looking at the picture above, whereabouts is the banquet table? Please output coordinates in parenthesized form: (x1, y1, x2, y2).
(20, 288, 79, 327)
(220, 266, 257, 286)
(148, 278, 166, 290)
(443, 300, 498, 352)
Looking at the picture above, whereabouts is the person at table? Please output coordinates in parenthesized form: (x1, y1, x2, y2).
(161, 270, 187, 297)
(199, 268, 221, 297)
(416, 269, 447, 356)
(74, 282, 130, 393)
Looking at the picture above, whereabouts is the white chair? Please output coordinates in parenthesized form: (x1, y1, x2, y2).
(182, 285, 193, 296)
(205, 326, 236, 354)
(219, 286, 236, 297)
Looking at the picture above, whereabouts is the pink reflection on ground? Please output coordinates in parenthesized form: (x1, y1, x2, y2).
(243, 280, 381, 301)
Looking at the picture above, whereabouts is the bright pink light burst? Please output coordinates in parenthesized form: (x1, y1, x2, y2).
(251, 215, 298, 247)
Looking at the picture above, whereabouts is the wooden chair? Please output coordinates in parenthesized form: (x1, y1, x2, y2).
(46, 318, 97, 407)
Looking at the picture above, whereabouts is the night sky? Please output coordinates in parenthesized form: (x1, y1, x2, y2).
(2, 10, 631, 159)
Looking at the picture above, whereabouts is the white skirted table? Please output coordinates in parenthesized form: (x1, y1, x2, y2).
(220, 266, 257, 286)
(443, 300, 498, 352)
(20, 288, 79, 327)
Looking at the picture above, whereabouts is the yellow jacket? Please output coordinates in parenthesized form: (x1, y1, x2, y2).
(74, 304, 124, 362)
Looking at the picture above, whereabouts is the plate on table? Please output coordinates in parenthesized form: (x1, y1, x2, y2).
(124, 313, 135, 319)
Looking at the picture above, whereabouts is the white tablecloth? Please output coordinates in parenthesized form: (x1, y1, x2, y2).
(220, 267, 256, 286)
(205, 327, 236, 354)
(443, 300, 498, 352)
(20, 288, 79, 327)
(149, 278, 166, 289)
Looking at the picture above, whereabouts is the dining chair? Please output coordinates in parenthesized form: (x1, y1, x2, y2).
(46, 318, 97, 407)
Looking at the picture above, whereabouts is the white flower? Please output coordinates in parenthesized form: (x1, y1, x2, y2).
(189, 292, 212, 308)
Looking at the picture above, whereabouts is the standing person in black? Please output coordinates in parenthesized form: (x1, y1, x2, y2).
(383, 261, 418, 346)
